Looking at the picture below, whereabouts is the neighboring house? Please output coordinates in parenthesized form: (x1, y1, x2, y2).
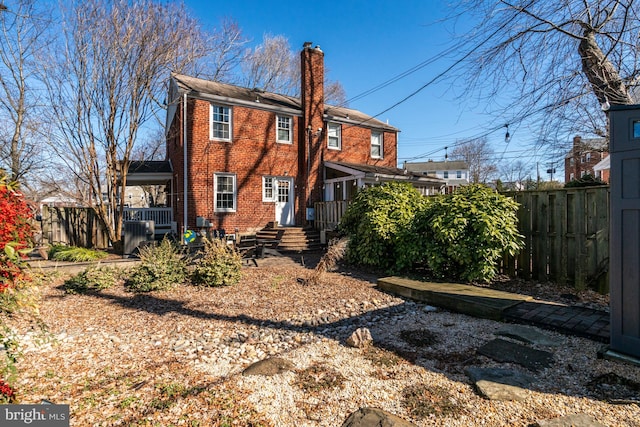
(162, 42, 443, 234)
(593, 155, 610, 183)
(403, 160, 469, 194)
(564, 136, 608, 182)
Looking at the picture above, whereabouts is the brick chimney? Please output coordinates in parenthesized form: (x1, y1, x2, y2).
(300, 42, 325, 217)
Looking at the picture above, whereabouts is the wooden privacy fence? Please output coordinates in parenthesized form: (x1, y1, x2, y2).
(40, 206, 110, 249)
(501, 187, 609, 291)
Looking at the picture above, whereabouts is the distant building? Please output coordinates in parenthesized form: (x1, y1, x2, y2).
(403, 160, 469, 194)
(593, 155, 610, 183)
(564, 136, 608, 182)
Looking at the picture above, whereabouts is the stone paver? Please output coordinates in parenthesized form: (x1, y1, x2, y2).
(503, 301, 609, 342)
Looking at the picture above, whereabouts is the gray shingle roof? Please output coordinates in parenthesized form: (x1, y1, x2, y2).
(171, 73, 398, 132)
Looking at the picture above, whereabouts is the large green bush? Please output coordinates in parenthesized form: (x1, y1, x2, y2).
(191, 238, 242, 287)
(338, 182, 428, 271)
(396, 184, 524, 282)
(125, 239, 187, 292)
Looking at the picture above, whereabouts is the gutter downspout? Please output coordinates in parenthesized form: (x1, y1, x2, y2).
(183, 93, 188, 242)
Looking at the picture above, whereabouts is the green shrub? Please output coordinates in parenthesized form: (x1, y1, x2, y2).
(63, 265, 121, 294)
(125, 239, 187, 292)
(338, 182, 428, 271)
(397, 184, 524, 282)
(191, 238, 242, 287)
(48, 245, 108, 262)
(564, 173, 607, 188)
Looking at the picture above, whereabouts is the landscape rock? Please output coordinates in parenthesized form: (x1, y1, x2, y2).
(477, 338, 554, 371)
(346, 327, 373, 348)
(534, 413, 606, 427)
(242, 357, 295, 376)
(497, 324, 563, 346)
(466, 367, 536, 401)
(341, 407, 417, 427)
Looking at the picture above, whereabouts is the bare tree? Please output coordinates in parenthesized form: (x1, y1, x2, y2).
(41, 0, 240, 246)
(0, 0, 49, 188)
(499, 159, 533, 190)
(449, 1, 640, 141)
(450, 137, 497, 183)
(242, 34, 348, 106)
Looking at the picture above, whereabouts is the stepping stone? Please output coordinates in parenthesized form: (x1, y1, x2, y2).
(341, 407, 417, 427)
(466, 367, 536, 401)
(535, 413, 605, 427)
(477, 339, 554, 371)
(497, 324, 563, 346)
(242, 357, 295, 376)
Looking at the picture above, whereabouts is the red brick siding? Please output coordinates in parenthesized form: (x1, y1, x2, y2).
(168, 98, 300, 233)
(323, 126, 397, 167)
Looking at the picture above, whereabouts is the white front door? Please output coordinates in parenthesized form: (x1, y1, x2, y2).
(275, 178, 294, 226)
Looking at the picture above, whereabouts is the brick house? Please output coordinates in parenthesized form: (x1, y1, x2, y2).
(163, 42, 443, 235)
(564, 136, 609, 182)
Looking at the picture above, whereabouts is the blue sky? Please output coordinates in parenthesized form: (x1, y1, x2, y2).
(185, 0, 558, 180)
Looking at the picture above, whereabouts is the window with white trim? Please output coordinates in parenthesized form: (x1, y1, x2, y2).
(443, 171, 449, 179)
(276, 115, 292, 143)
(210, 104, 231, 141)
(371, 131, 383, 158)
(328, 123, 341, 149)
(263, 176, 275, 202)
(214, 173, 236, 212)
(456, 170, 462, 179)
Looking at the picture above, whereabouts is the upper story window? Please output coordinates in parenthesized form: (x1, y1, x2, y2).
(456, 170, 462, 179)
(371, 131, 383, 158)
(586, 152, 591, 162)
(328, 123, 341, 150)
(277, 115, 292, 144)
(210, 104, 231, 141)
(443, 171, 449, 179)
(214, 173, 236, 212)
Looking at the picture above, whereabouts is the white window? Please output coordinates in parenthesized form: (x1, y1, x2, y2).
(586, 152, 591, 162)
(276, 115, 292, 144)
(214, 173, 236, 212)
(263, 177, 275, 202)
(581, 170, 587, 177)
(210, 104, 231, 141)
(443, 171, 449, 179)
(371, 131, 383, 158)
(328, 123, 341, 149)
(456, 170, 462, 179)
(570, 172, 575, 181)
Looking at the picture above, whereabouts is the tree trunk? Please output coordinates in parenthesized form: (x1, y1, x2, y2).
(579, 30, 633, 106)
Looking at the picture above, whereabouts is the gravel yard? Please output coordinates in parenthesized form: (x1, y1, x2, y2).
(11, 257, 640, 426)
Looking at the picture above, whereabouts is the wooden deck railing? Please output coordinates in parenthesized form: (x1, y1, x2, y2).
(313, 201, 349, 231)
